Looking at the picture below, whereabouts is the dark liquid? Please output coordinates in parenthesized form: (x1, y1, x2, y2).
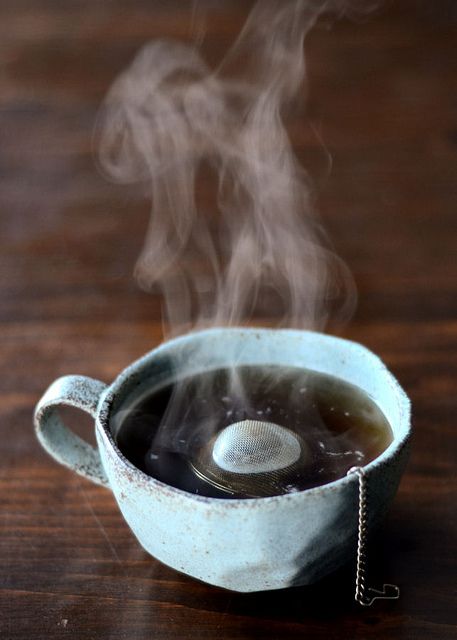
(112, 365, 393, 498)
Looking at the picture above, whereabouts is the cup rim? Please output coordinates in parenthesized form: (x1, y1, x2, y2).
(97, 327, 411, 506)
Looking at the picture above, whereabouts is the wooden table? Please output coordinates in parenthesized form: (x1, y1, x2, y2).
(1, 1, 456, 638)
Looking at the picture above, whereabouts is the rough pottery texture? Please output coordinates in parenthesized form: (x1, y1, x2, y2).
(35, 328, 411, 592)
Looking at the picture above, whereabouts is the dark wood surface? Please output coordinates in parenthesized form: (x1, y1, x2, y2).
(1, 1, 456, 638)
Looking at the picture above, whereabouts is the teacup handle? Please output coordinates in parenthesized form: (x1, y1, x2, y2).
(34, 375, 110, 487)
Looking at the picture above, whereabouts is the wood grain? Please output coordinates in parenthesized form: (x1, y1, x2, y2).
(1, 1, 456, 638)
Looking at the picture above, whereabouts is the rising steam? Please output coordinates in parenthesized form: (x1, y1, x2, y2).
(96, 0, 358, 335)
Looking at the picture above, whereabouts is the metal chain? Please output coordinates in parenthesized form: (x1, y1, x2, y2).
(347, 466, 400, 607)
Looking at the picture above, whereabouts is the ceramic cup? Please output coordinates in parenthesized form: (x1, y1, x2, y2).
(34, 328, 411, 592)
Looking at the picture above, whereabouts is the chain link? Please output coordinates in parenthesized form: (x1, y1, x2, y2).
(347, 466, 400, 607)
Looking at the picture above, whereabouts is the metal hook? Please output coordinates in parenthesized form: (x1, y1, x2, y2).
(361, 584, 400, 607)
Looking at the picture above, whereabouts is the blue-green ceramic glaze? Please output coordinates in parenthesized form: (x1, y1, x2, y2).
(34, 328, 411, 592)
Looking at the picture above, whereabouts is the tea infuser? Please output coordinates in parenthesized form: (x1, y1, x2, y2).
(347, 466, 400, 606)
(212, 420, 303, 473)
(191, 419, 309, 497)
(191, 419, 400, 603)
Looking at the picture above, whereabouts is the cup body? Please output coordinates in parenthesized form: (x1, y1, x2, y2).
(88, 328, 410, 592)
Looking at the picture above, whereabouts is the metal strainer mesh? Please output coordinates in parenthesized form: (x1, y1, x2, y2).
(190, 419, 309, 497)
(212, 420, 302, 473)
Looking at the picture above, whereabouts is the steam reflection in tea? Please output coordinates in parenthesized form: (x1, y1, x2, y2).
(112, 365, 393, 499)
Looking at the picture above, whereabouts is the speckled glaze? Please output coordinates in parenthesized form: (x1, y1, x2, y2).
(34, 328, 411, 592)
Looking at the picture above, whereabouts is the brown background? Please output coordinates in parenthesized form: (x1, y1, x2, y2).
(1, 1, 456, 638)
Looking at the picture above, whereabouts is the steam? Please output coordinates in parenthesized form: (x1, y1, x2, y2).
(96, 0, 357, 335)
